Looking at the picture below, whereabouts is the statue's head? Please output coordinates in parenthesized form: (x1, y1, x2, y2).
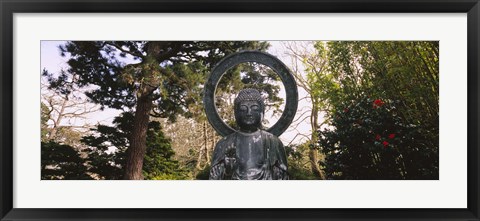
(234, 88, 265, 133)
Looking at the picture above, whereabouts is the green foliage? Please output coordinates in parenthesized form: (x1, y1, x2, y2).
(150, 174, 186, 180)
(285, 144, 318, 180)
(80, 124, 127, 179)
(143, 120, 187, 179)
(319, 97, 439, 179)
(324, 41, 439, 129)
(312, 41, 439, 179)
(307, 42, 339, 112)
(82, 112, 186, 179)
(41, 141, 91, 180)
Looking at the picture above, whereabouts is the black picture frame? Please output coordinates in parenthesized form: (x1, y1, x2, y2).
(1, 0, 479, 220)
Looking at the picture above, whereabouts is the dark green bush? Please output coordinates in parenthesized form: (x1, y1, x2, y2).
(319, 97, 438, 180)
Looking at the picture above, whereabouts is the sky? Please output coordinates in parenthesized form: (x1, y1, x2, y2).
(40, 41, 317, 145)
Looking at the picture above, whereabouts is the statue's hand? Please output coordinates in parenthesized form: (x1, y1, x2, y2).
(224, 157, 236, 176)
(273, 160, 289, 180)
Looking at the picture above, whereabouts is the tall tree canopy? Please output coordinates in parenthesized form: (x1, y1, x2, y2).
(49, 41, 269, 179)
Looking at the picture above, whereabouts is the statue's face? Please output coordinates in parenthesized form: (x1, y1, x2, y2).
(235, 100, 263, 132)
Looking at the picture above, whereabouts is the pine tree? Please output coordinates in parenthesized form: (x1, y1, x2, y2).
(41, 141, 91, 180)
(81, 112, 185, 179)
(49, 41, 269, 179)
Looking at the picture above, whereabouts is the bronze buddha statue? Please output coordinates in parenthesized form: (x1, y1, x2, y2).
(209, 89, 288, 180)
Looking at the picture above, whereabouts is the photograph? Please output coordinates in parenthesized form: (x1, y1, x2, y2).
(2, 1, 479, 219)
(41, 40, 439, 180)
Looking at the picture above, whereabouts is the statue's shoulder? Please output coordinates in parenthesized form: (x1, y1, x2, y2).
(259, 130, 276, 137)
(216, 133, 236, 147)
(260, 130, 283, 143)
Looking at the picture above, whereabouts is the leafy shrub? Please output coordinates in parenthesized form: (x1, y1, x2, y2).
(285, 144, 319, 180)
(319, 97, 438, 180)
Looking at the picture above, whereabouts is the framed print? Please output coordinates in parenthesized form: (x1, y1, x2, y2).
(1, 0, 479, 220)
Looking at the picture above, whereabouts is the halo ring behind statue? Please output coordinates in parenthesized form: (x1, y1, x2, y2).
(204, 51, 298, 137)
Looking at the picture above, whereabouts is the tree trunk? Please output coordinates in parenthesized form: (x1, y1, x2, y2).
(196, 121, 208, 169)
(309, 101, 325, 179)
(205, 122, 211, 164)
(309, 147, 324, 179)
(123, 95, 153, 180)
(207, 126, 215, 165)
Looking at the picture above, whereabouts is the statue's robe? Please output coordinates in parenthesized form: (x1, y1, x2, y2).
(209, 130, 288, 180)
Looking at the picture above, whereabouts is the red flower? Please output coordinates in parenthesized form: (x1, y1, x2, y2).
(382, 141, 389, 147)
(343, 108, 349, 113)
(375, 134, 381, 140)
(388, 133, 395, 139)
(373, 99, 384, 108)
